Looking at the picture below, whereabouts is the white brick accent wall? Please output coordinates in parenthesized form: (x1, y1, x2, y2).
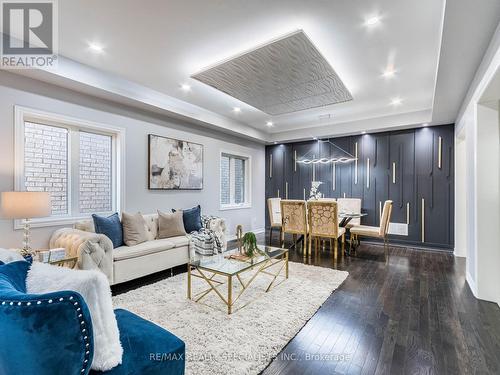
(24, 122, 68, 215)
(234, 158, 245, 204)
(79, 132, 112, 213)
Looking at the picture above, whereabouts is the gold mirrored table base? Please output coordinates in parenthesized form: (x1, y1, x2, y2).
(187, 251, 289, 314)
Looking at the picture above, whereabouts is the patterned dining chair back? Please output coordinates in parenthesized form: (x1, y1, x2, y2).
(379, 200, 393, 236)
(280, 200, 307, 234)
(337, 198, 362, 226)
(307, 200, 339, 238)
(267, 198, 282, 227)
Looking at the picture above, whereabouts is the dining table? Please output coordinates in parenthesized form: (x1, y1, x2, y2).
(339, 212, 367, 255)
(339, 211, 367, 227)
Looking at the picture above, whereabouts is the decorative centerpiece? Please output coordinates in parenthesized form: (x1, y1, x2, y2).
(309, 181, 323, 200)
(227, 229, 263, 262)
(241, 232, 258, 257)
(236, 224, 243, 250)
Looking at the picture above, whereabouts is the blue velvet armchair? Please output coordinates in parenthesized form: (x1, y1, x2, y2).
(0, 261, 185, 375)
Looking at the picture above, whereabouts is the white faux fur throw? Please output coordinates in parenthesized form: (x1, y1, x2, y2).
(27, 262, 123, 371)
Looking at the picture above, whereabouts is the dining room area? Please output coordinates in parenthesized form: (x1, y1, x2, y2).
(265, 124, 455, 261)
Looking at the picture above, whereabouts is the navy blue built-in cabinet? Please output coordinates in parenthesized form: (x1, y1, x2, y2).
(265, 124, 455, 250)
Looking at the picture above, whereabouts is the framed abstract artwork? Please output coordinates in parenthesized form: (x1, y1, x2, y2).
(148, 134, 203, 190)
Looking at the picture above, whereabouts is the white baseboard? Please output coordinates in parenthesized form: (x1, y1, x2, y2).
(453, 245, 467, 257)
(226, 227, 265, 242)
(466, 271, 500, 307)
(466, 271, 478, 298)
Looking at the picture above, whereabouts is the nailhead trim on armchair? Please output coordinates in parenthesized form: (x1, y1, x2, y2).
(0, 292, 94, 374)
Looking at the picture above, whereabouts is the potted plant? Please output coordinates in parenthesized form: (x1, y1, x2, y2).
(241, 232, 259, 258)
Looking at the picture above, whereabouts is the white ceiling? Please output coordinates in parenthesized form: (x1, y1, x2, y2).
(8, 0, 500, 142)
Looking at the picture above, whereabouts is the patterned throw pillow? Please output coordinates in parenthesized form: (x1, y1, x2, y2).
(92, 213, 124, 248)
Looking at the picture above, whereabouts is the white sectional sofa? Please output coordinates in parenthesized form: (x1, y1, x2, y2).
(50, 213, 226, 285)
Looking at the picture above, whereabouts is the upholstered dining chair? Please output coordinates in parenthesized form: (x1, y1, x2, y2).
(337, 198, 362, 228)
(280, 200, 308, 257)
(267, 198, 282, 245)
(350, 200, 393, 251)
(307, 200, 345, 260)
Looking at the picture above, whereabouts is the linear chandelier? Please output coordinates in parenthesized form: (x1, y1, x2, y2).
(297, 139, 357, 164)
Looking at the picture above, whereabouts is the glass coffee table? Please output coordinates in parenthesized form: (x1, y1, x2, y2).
(187, 245, 288, 314)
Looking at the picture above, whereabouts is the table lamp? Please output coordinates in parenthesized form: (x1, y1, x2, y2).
(1, 191, 51, 256)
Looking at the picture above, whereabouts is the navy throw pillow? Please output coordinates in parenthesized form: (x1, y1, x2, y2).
(0, 260, 30, 293)
(92, 213, 124, 248)
(172, 205, 202, 233)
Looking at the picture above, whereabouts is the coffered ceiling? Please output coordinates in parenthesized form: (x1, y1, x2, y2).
(192, 30, 353, 115)
(9, 0, 500, 143)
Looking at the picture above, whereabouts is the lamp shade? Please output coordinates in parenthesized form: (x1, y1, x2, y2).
(1, 192, 51, 219)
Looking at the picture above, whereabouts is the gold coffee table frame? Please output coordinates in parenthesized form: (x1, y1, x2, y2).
(187, 247, 289, 314)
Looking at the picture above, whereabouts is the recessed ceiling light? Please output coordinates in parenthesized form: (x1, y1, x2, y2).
(88, 42, 104, 53)
(233, 107, 241, 113)
(273, 141, 277, 144)
(361, 131, 367, 134)
(180, 83, 191, 91)
(382, 68, 396, 78)
(364, 16, 381, 26)
(313, 137, 318, 140)
(390, 97, 403, 106)
(266, 121, 274, 127)
(422, 123, 429, 127)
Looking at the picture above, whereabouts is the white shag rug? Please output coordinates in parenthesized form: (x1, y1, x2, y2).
(113, 261, 348, 375)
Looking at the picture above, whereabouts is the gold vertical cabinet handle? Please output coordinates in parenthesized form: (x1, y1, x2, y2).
(285, 182, 288, 199)
(366, 158, 370, 189)
(303, 188, 306, 200)
(294, 150, 297, 172)
(354, 142, 358, 185)
(332, 162, 336, 191)
(438, 136, 442, 169)
(421, 198, 425, 242)
(277, 189, 280, 198)
(392, 162, 396, 184)
(269, 154, 273, 178)
(406, 202, 410, 224)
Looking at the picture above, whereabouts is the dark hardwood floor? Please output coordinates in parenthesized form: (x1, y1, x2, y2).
(261, 234, 500, 375)
(112, 234, 500, 375)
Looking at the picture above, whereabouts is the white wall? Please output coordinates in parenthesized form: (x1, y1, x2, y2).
(454, 131, 467, 258)
(475, 102, 500, 304)
(0, 72, 265, 249)
(455, 22, 500, 305)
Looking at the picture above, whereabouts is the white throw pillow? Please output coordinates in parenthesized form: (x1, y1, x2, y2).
(0, 248, 24, 263)
(26, 262, 123, 371)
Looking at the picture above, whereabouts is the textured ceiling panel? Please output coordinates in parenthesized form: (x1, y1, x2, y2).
(191, 31, 353, 115)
